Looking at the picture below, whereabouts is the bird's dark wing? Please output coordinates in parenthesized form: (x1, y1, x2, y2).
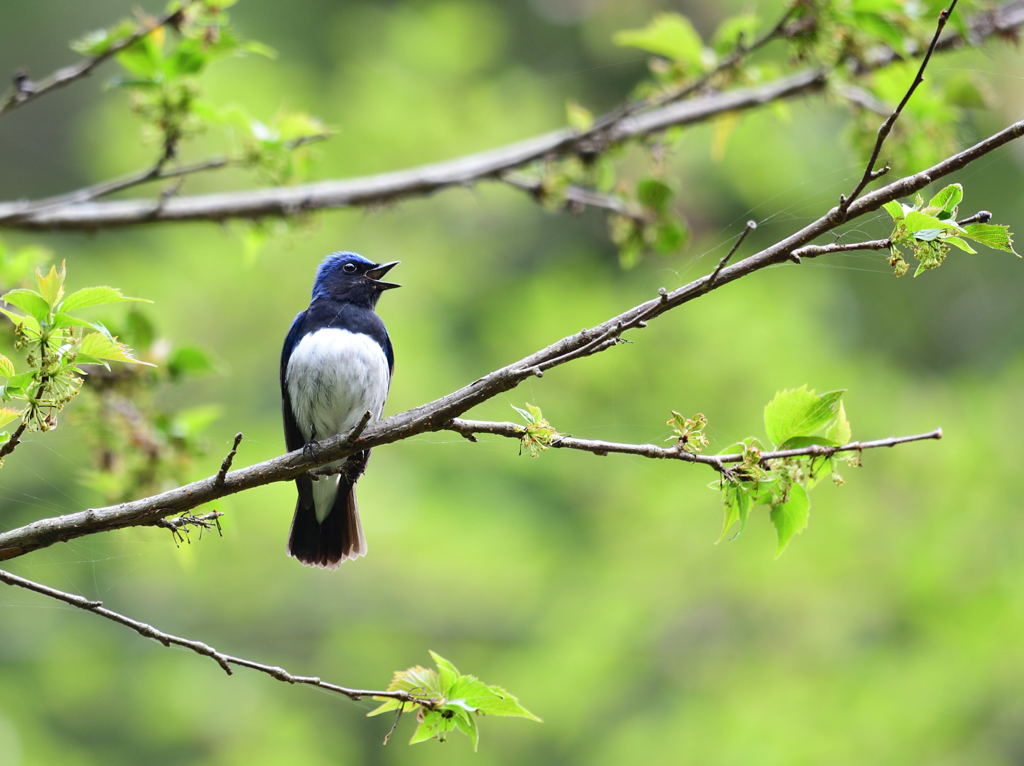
(381, 331, 394, 377)
(280, 310, 307, 453)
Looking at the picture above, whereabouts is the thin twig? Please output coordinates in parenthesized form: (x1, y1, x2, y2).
(502, 175, 648, 221)
(0, 5, 190, 118)
(307, 412, 374, 478)
(215, 433, 244, 487)
(0, 568, 439, 707)
(834, 83, 891, 116)
(0, 115, 1021, 561)
(793, 239, 891, 258)
(710, 220, 757, 284)
(0, 375, 50, 462)
(839, 0, 960, 213)
(154, 511, 223, 545)
(447, 419, 942, 472)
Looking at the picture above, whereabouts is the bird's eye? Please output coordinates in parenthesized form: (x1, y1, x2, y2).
(342, 263, 357, 274)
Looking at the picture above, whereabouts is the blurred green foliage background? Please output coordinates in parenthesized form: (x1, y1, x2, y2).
(1, 1, 1023, 764)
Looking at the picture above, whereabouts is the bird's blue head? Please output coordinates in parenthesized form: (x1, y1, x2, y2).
(311, 251, 400, 307)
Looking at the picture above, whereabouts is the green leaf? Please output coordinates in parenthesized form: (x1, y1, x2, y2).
(712, 13, 759, 55)
(429, 650, 461, 693)
(50, 314, 103, 331)
(718, 484, 751, 542)
(0, 306, 40, 333)
(451, 709, 480, 751)
(903, 210, 963, 236)
(881, 200, 904, 220)
(163, 405, 222, 440)
(927, 183, 963, 216)
(409, 711, 447, 745)
(770, 483, 810, 556)
(368, 653, 538, 747)
(653, 220, 688, 254)
(164, 40, 209, 78)
(59, 285, 150, 313)
(565, 100, 593, 132)
(944, 236, 977, 254)
(763, 387, 845, 447)
(35, 262, 65, 306)
(961, 223, 1019, 256)
(614, 13, 704, 69)
(167, 346, 216, 378)
(636, 178, 674, 214)
(825, 401, 851, 445)
(0, 407, 20, 428)
(0, 354, 15, 378)
(2, 289, 51, 322)
(454, 679, 536, 720)
(78, 332, 153, 366)
(116, 29, 164, 79)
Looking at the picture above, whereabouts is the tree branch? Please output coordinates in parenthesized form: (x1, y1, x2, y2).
(1, 0, 1020, 231)
(791, 211, 993, 259)
(1, 114, 1020, 561)
(0, 567, 439, 707)
(501, 174, 648, 222)
(0, 134, 330, 225)
(446, 419, 943, 471)
(0, 5, 190, 118)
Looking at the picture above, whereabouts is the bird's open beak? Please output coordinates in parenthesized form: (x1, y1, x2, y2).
(365, 260, 400, 290)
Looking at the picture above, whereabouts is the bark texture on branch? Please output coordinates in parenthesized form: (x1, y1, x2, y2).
(1, 115, 1020, 562)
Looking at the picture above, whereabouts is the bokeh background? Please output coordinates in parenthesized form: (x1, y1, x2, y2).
(2, 1, 1024, 764)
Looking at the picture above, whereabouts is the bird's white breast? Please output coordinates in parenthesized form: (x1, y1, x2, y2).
(286, 328, 390, 444)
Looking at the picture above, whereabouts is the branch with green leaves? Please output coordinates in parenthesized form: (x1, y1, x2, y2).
(0, 263, 151, 462)
(0, 0, 1021, 233)
(0, 567, 537, 748)
(0, 0, 328, 228)
(2, 106, 1020, 561)
(456, 392, 943, 555)
(0, 2, 192, 117)
(0, 1, 1021, 750)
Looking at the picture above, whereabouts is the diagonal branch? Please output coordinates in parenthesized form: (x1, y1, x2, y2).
(0, 115, 1020, 562)
(0, 70, 827, 230)
(0, 567, 439, 707)
(0, 4, 191, 118)
(1, 0, 1021, 231)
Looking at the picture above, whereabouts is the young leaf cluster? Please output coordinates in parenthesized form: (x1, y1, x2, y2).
(882, 183, 1018, 277)
(512, 403, 558, 458)
(609, 177, 688, 269)
(75, 0, 323, 183)
(714, 386, 855, 556)
(666, 410, 709, 454)
(0, 262, 150, 461)
(367, 651, 539, 750)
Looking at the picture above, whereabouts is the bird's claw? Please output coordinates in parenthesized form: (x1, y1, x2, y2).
(303, 440, 322, 461)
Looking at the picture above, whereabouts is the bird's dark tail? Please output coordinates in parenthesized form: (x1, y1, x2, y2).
(287, 480, 366, 568)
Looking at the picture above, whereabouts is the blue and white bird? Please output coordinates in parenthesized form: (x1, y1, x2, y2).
(280, 252, 399, 568)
